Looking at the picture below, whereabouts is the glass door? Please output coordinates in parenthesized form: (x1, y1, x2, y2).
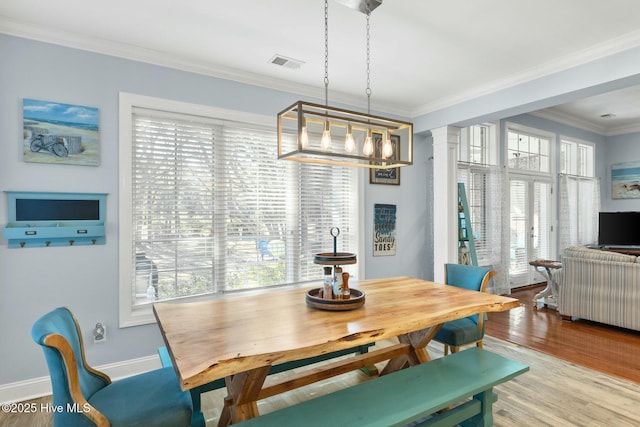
(509, 177, 553, 288)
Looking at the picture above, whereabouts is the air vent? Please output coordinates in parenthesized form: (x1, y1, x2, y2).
(269, 54, 304, 70)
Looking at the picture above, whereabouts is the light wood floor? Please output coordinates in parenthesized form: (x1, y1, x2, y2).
(5, 284, 640, 426)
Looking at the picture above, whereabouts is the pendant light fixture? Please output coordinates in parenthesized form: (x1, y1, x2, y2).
(277, 0, 413, 169)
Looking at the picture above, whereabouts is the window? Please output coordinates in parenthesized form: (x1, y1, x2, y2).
(119, 93, 359, 326)
(459, 123, 498, 165)
(560, 138, 594, 177)
(457, 124, 510, 295)
(558, 138, 599, 252)
(507, 129, 551, 173)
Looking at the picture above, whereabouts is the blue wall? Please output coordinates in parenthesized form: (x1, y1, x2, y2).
(0, 34, 428, 387)
(601, 132, 640, 212)
(3, 30, 640, 394)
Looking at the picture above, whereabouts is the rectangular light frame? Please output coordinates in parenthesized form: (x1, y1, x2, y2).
(277, 101, 413, 169)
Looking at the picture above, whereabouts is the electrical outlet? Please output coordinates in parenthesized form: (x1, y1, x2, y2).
(93, 322, 107, 343)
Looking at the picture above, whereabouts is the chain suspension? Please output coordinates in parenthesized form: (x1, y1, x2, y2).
(324, 0, 329, 106)
(366, 10, 371, 114)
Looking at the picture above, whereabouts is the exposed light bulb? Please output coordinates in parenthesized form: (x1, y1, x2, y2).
(382, 130, 393, 158)
(321, 120, 332, 151)
(344, 124, 355, 153)
(363, 129, 374, 156)
(300, 118, 309, 148)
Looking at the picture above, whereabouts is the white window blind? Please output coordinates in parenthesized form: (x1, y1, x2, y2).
(457, 163, 510, 294)
(128, 106, 357, 308)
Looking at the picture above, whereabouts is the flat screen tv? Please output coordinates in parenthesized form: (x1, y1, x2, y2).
(598, 211, 640, 248)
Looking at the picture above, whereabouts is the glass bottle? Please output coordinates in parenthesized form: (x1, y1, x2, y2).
(333, 266, 343, 300)
(323, 266, 333, 299)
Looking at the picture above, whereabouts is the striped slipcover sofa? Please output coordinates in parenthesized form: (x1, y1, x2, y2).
(558, 246, 640, 331)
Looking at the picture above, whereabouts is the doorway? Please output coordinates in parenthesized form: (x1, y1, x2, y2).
(509, 177, 553, 288)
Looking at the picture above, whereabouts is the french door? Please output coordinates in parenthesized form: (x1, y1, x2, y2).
(509, 177, 553, 288)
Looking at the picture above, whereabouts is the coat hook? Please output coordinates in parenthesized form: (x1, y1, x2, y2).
(69, 240, 75, 246)
(45, 241, 51, 247)
(20, 241, 26, 248)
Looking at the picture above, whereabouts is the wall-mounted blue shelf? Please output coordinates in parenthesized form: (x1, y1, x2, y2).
(3, 191, 107, 248)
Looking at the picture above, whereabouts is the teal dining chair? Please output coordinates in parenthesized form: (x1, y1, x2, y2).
(433, 264, 497, 355)
(31, 307, 202, 427)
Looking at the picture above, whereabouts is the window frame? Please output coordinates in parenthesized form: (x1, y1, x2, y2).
(118, 92, 363, 327)
(459, 123, 499, 166)
(505, 123, 554, 176)
(559, 136, 595, 178)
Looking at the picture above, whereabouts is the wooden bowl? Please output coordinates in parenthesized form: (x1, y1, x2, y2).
(305, 288, 365, 311)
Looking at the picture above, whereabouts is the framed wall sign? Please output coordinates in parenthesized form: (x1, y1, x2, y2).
(373, 203, 396, 256)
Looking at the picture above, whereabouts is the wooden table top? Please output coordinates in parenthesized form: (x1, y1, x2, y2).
(153, 276, 519, 391)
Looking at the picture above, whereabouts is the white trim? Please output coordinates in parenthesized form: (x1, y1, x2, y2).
(531, 109, 640, 136)
(0, 18, 407, 117)
(118, 93, 277, 327)
(412, 29, 640, 117)
(0, 354, 161, 404)
(4, 16, 640, 118)
(432, 126, 460, 282)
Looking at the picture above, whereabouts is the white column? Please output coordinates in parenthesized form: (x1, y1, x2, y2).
(432, 126, 460, 283)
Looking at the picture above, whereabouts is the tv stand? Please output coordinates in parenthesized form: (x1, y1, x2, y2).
(603, 247, 640, 256)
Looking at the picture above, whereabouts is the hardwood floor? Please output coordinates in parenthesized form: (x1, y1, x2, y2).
(5, 284, 640, 426)
(486, 284, 640, 384)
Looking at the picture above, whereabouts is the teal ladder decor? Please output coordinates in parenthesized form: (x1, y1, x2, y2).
(458, 183, 477, 266)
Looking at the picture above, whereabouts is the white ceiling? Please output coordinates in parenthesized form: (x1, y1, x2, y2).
(2, 0, 640, 134)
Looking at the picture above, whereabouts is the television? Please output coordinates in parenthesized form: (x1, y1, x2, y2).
(598, 211, 640, 248)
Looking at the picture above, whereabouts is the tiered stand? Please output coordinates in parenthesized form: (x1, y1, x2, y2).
(305, 228, 364, 311)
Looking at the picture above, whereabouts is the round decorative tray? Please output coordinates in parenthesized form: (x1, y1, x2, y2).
(305, 288, 365, 311)
(313, 252, 357, 265)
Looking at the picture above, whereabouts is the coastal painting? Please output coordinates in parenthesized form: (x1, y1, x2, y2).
(23, 98, 99, 166)
(611, 161, 640, 199)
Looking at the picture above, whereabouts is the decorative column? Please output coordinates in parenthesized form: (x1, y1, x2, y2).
(432, 126, 460, 283)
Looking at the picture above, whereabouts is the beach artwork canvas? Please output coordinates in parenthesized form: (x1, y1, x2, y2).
(23, 98, 99, 166)
(611, 161, 640, 199)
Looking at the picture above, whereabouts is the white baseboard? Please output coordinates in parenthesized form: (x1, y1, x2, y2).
(0, 354, 162, 404)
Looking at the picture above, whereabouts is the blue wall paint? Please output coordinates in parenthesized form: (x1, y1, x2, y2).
(3, 30, 640, 390)
(0, 34, 427, 386)
(602, 132, 640, 212)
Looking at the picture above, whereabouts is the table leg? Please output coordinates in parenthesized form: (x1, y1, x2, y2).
(532, 266, 557, 309)
(380, 325, 442, 376)
(217, 365, 271, 426)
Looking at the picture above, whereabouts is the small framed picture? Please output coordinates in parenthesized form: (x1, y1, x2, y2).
(369, 133, 400, 185)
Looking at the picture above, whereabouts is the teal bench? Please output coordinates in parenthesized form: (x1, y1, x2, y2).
(159, 343, 375, 425)
(234, 347, 529, 427)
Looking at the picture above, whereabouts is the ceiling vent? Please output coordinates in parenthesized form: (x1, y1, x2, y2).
(269, 54, 304, 70)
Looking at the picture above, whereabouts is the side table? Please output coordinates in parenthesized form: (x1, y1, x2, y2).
(529, 259, 562, 309)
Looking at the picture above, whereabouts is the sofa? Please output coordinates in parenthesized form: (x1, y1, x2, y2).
(558, 246, 640, 331)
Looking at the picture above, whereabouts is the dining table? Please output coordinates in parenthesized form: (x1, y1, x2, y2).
(153, 275, 520, 426)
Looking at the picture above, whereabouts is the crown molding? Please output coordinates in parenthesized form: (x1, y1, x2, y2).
(531, 108, 640, 137)
(410, 28, 640, 118)
(0, 16, 412, 118)
(529, 109, 606, 134)
(4, 15, 640, 123)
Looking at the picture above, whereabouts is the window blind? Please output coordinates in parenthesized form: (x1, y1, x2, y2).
(130, 107, 357, 306)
